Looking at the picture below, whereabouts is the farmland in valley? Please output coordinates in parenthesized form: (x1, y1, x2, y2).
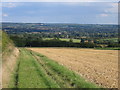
(2, 23, 119, 88)
(28, 48, 118, 88)
(2, 26, 119, 88)
(43, 38, 80, 43)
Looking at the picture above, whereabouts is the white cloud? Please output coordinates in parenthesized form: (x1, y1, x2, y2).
(104, 3, 118, 13)
(2, 13, 8, 17)
(61, 2, 91, 6)
(2, 2, 22, 8)
(100, 14, 108, 17)
(1, 0, 119, 2)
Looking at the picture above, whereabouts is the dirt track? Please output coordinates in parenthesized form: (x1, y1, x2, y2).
(28, 48, 118, 88)
(2, 47, 19, 88)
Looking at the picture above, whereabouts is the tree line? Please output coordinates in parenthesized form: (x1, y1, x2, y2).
(10, 35, 96, 48)
(9, 35, 120, 48)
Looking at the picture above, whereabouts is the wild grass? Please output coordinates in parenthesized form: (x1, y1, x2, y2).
(2, 31, 14, 52)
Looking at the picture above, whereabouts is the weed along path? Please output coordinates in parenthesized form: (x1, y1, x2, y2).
(9, 48, 99, 88)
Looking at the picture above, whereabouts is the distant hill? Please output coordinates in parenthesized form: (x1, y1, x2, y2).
(2, 23, 118, 38)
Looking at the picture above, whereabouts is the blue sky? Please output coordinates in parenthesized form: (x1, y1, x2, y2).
(2, 2, 118, 24)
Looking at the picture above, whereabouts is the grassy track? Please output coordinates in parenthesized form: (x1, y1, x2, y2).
(9, 48, 100, 88)
(10, 48, 59, 88)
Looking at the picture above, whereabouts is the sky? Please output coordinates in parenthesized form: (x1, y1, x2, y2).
(1, 0, 119, 2)
(1, 1, 118, 24)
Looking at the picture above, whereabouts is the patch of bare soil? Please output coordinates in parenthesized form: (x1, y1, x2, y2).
(2, 47, 19, 88)
(28, 48, 118, 88)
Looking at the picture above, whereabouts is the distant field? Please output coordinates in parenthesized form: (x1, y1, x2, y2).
(28, 48, 118, 88)
(43, 38, 80, 43)
(98, 38, 118, 43)
(43, 38, 118, 43)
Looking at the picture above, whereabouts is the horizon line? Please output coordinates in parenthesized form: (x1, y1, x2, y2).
(1, 22, 118, 25)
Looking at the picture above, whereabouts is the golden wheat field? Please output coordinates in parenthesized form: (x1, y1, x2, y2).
(28, 48, 118, 88)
